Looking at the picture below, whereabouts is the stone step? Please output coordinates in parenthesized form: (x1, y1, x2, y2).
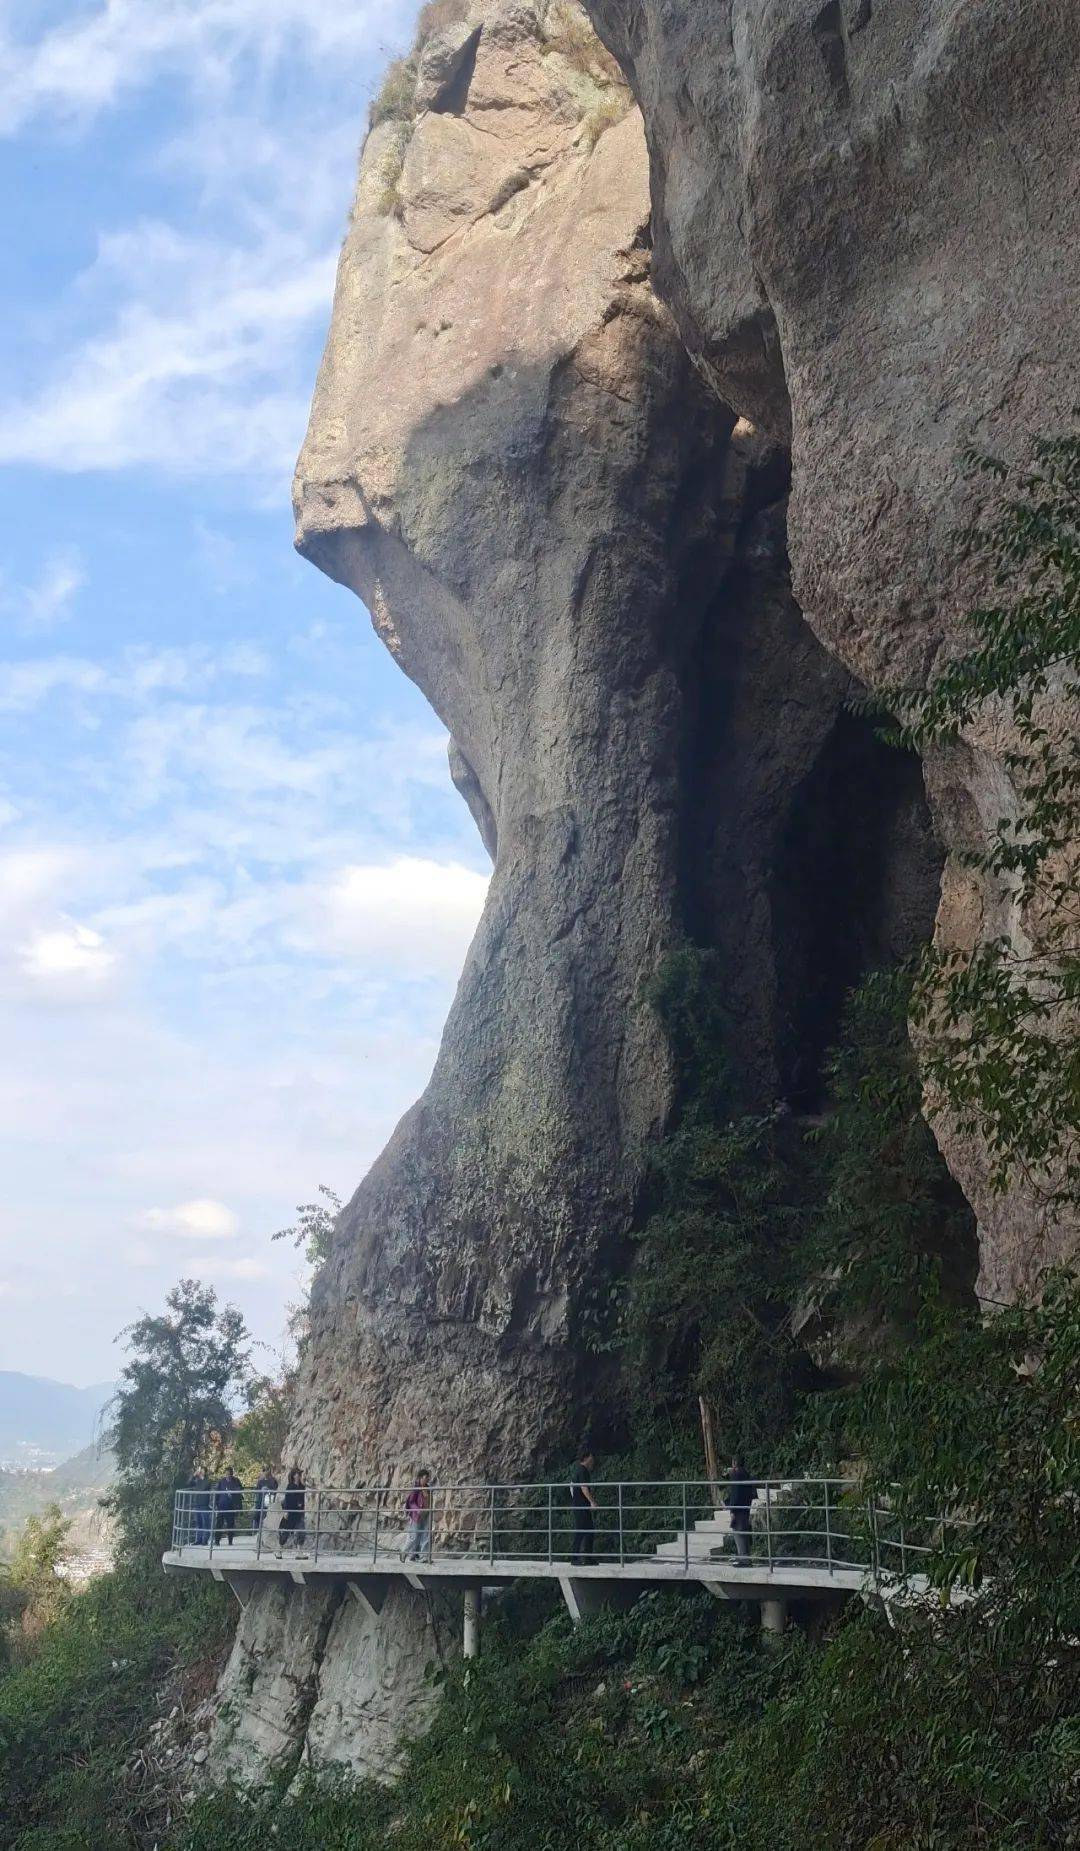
(653, 1537, 727, 1561)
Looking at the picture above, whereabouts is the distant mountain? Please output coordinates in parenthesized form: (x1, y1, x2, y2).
(0, 1372, 115, 1464)
(0, 1441, 117, 1567)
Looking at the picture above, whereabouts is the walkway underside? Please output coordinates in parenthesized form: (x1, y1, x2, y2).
(162, 1540, 925, 1639)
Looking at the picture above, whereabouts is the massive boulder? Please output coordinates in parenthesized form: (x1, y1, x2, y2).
(211, 0, 941, 1781)
(586, 0, 1080, 1301)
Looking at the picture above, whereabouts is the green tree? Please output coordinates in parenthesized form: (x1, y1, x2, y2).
(9, 1505, 72, 1594)
(0, 1505, 73, 1661)
(230, 1369, 294, 1481)
(107, 1278, 252, 1563)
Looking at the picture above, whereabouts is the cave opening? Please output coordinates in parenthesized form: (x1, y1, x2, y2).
(769, 708, 942, 1113)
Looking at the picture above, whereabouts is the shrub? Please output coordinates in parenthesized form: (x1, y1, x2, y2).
(369, 56, 418, 130)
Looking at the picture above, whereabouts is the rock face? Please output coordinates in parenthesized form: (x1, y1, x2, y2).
(586, 0, 1080, 1300)
(213, 0, 942, 1781)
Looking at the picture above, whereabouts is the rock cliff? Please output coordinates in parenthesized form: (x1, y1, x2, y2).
(210, 0, 1075, 1783)
(585, 0, 1080, 1302)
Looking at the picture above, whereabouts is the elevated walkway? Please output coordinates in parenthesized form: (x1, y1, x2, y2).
(163, 1477, 953, 1649)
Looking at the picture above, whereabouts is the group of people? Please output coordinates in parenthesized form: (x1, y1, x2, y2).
(184, 1452, 760, 1566)
(184, 1465, 309, 1555)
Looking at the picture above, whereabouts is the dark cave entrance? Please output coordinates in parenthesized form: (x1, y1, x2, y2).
(769, 709, 942, 1112)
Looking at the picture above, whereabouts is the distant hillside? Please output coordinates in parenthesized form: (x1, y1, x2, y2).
(0, 1442, 117, 1567)
(0, 1373, 114, 1465)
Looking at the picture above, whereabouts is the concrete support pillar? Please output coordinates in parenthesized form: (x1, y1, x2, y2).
(559, 1577, 642, 1626)
(347, 1578, 389, 1618)
(760, 1596, 787, 1640)
(463, 1587, 481, 1658)
(219, 1571, 259, 1609)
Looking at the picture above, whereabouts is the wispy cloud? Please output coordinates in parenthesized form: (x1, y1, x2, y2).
(0, 0, 412, 486)
(5, 550, 87, 632)
(0, 641, 266, 712)
(0, 0, 403, 136)
(139, 1198, 240, 1241)
(0, 226, 336, 478)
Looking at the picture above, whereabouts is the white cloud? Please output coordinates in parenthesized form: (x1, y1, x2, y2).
(183, 1254, 269, 1281)
(0, 224, 337, 478)
(20, 919, 113, 982)
(0, 655, 106, 711)
(140, 1197, 240, 1241)
(0, 642, 266, 712)
(0, 0, 404, 135)
(302, 857, 490, 979)
(0, 0, 413, 486)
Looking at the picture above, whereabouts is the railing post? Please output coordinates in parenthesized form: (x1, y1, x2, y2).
(682, 1482, 688, 1571)
(899, 1516, 907, 1581)
(824, 1479, 832, 1573)
(256, 1489, 264, 1561)
(313, 1489, 323, 1564)
(489, 1486, 496, 1564)
(372, 1492, 380, 1564)
(765, 1484, 773, 1570)
(870, 1498, 880, 1580)
(618, 1482, 624, 1566)
(547, 1483, 553, 1564)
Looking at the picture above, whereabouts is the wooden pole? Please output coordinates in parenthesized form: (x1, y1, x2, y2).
(699, 1396, 720, 1502)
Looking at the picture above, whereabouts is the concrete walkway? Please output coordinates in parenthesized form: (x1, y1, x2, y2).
(164, 1475, 950, 1650)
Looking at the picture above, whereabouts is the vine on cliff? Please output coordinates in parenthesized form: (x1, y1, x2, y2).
(895, 434, 1080, 1208)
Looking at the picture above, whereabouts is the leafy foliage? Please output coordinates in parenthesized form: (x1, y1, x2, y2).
(893, 435, 1080, 1204)
(0, 1553, 230, 1850)
(271, 1184, 341, 1270)
(228, 1372, 293, 1482)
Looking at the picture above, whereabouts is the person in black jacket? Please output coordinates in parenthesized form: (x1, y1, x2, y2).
(214, 1466, 244, 1545)
(254, 1467, 279, 1532)
(276, 1466, 308, 1558)
(726, 1457, 757, 1560)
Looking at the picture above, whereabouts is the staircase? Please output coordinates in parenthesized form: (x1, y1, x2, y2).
(653, 1506, 735, 1564)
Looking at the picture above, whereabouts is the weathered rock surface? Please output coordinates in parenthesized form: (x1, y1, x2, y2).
(213, 0, 942, 1780)
(586, 0, 1080, 1298)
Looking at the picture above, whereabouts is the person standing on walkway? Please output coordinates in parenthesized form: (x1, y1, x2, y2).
(569, 1448, 597, 1564)
(189, 1469, 211, 1545)
(726, 1457, 757, 1560)
(214, 1466, 244, 1545)
(254, 1466, 279, 1532)
(276, 1467, 308, 1558)
(402, 1470, 432, 1561)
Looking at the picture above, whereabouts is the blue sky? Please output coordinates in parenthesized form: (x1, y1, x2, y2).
(0, 0, 489, 1386)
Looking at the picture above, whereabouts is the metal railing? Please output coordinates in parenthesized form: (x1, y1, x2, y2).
(169, 1477, 969, 1582)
